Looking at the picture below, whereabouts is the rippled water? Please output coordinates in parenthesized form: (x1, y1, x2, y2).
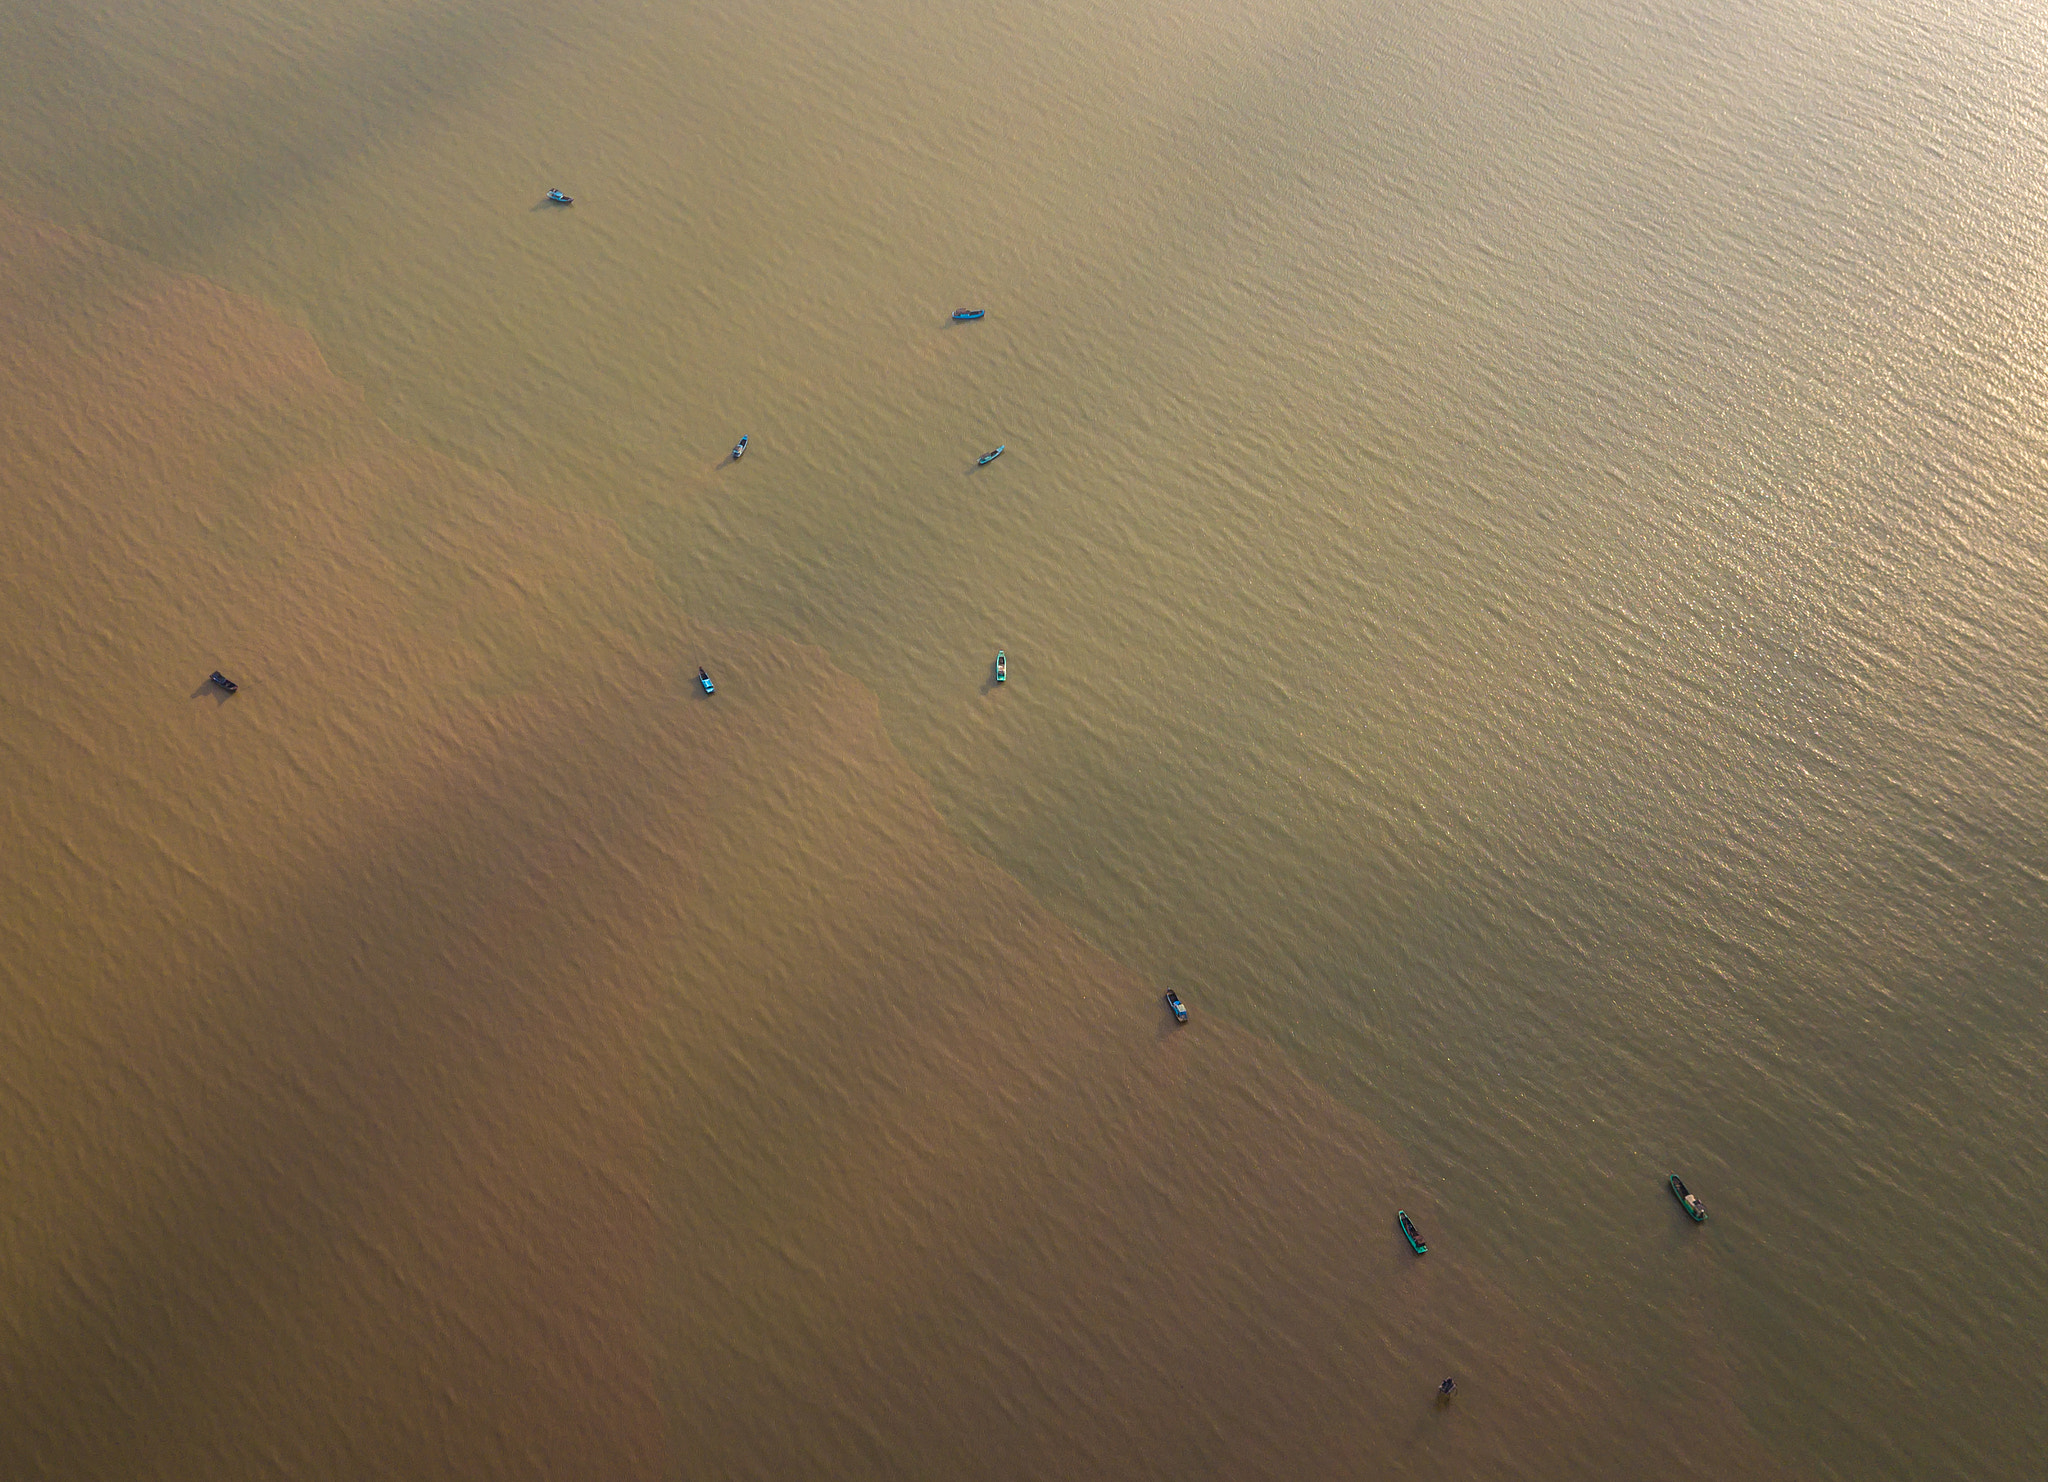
(4, 0, 2045, 1475)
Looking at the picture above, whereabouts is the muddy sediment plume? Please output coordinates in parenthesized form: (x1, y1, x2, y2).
(0, 207, 1788, 1479)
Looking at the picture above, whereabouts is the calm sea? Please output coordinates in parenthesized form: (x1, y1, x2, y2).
(3, 0, 2043, 1475)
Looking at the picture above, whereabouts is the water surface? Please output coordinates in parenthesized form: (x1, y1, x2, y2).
(3, 0, 2045, 1475)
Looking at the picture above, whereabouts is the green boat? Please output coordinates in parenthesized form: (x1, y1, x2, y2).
(1397, 1210, 1427, 1255)
(995, 650, 1006, 683)
(1669, 1174, 1707, 1222)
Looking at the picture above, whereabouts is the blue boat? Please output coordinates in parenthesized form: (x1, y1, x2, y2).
(547, 189, 572, 204)
(978, 445, 1005, 465)
(953, 309, 985, 320)
(209, 671, 238, 695)
(731, 435, 748, 460)
(1164, 990, 1187, 1024)
(698, 667, 715, 695)
(1397, 1211, 1428, 1255)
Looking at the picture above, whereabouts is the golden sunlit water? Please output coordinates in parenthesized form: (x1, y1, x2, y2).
(3, 0, 2045, 1476)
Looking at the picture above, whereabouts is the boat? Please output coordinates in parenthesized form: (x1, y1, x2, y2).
(995, 650, 1006, 683)
(209, 671, 237, 694)
(546, 189, 572, 204)
(977, 445, 1004, 465)
(731, 435, 748, 460)
(698, 667, 715, 695)
(1164, 990, 1187, 1023)
(952, 309, 985, 320)
(1438, 1378, 1457, 1398)
(1669, 1174, 1707, 1222)
(1397, 1211, 1428, 1254)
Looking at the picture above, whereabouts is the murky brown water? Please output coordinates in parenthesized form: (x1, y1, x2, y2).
(4, 0, 2046, 1475)
(0, 207, 1787, 1479)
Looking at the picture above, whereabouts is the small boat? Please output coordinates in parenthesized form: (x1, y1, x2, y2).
(1669, 1174, 1707, 1222)
(952, 309, 985, 321)
(1398, 1211, 1428, 1255)
(1438, 1378, 1457, 1398)
(209, 671, 238, 695)
(546, 189, 572, 204)
(698, 667, 715, 695)
(995, 650, 1006, 683)
(1164, 990, 1187, 1023)
(977, 445, 1005, 465)
(731, 435, 748, 460)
